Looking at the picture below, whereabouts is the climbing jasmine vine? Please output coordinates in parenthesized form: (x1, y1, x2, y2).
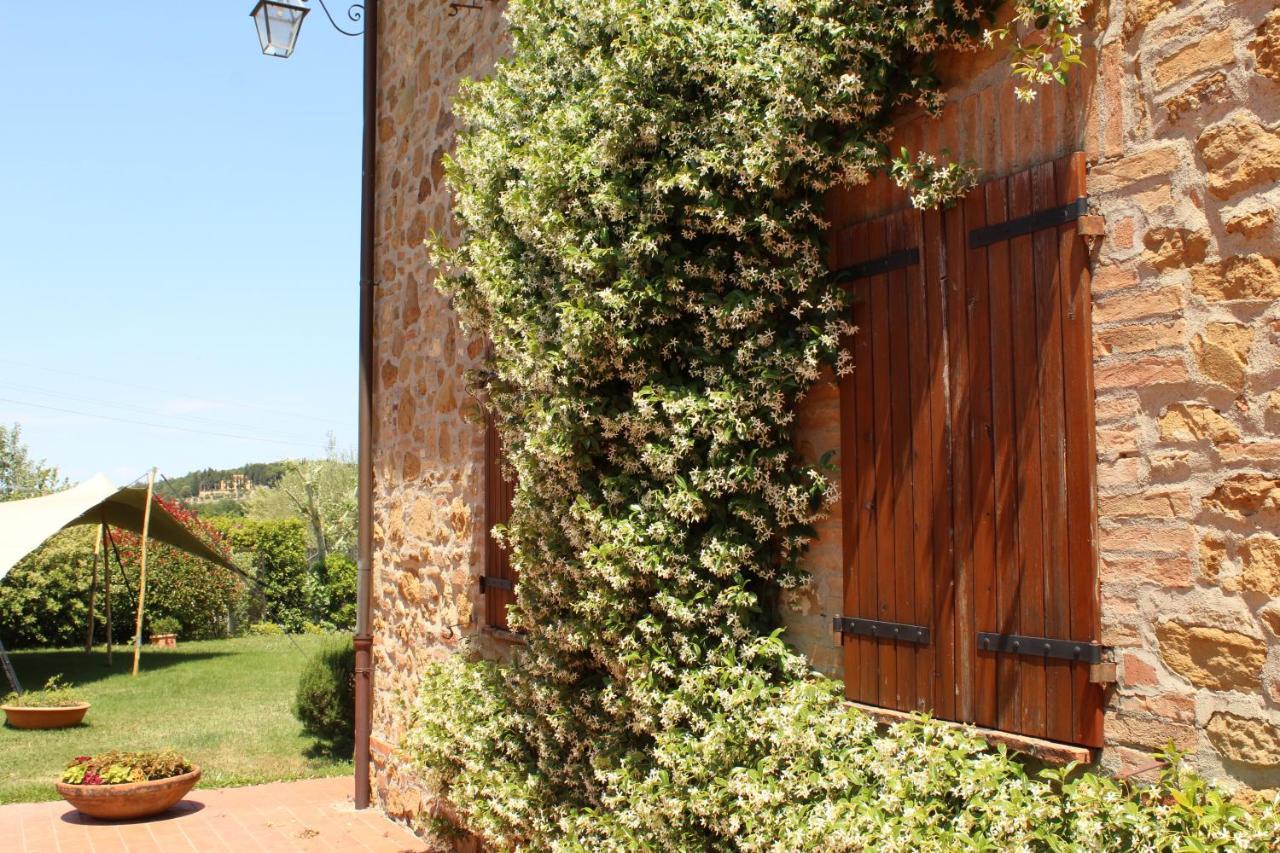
(407, 0, 1280, 848)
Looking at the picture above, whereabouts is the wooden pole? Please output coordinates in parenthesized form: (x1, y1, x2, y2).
(131, 469, 157, 677)
(85, 524, 101, 652)
(104, 524, 113, 666)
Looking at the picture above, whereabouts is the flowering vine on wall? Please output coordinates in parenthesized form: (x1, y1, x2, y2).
(405, 0, 1279, 848)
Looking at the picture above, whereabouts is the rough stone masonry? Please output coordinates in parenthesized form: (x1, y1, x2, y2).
(365, 0, 1280, 819)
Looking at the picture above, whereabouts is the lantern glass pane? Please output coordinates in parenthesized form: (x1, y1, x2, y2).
(251, 1, 308, 58)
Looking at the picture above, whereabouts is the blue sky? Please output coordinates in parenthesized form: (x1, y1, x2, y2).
(0, 3, 363, 484)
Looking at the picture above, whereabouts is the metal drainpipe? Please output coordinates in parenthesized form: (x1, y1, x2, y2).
(354, 0, 379, 813)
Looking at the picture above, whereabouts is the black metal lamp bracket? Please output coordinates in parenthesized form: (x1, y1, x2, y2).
(313, 0, 364, 36)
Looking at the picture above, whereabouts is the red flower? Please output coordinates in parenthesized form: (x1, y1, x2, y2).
(83, 771, 102, 786)
(72, 756, 91, 764)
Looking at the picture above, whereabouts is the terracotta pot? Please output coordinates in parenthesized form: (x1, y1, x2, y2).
(149, 634, 177, 648)
(2, 703, 90, 729)
(56, 767, 201, 821)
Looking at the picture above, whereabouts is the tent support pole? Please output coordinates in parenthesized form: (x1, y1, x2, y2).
(85, 523, 101, 652)
(131, 469, 157, 677)
(104, 523, 113, 666)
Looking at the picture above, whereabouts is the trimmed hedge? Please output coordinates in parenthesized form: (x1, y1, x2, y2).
(293, 638, 355, 755)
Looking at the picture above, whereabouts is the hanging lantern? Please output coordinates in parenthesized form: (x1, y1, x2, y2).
(250, 0, 310, 58)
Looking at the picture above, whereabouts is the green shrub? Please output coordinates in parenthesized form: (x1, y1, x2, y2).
(0, 529, 95, 649)
(149, 616, 181, 636)
(409, 647, 1280, 850)
(293, 638, 354, 754)
(211, 517, 322, 632)
(319, 553, 357, 629)
(3, 675, 83, 708)
(247, 621, 285, 636)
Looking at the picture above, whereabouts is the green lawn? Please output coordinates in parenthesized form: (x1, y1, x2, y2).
(0, 635, 353, 803)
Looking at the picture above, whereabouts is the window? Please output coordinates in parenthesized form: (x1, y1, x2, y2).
(833, 152, 1103, 747)
(482, 412, 517, 631)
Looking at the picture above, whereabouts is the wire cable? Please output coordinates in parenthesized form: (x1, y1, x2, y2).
(0, 357, 347, 426)
(0, 381, 324, 445)
(0, 397, 329, 449)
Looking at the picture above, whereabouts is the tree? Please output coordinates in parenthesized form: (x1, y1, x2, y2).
(244, 437, 356, 564)
(210, 516, 320, 631)
(0, 423, 63, 501)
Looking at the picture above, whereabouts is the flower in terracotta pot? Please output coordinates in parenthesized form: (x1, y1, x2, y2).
(2, 676, 90, 729)
(61, 750, 192, 785)
(57, 750, 201, 820)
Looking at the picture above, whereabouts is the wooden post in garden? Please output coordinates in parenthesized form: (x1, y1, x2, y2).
(131, 469, 157, 677)
(103, 523, 113, 666)
(85, 523, 101, 652)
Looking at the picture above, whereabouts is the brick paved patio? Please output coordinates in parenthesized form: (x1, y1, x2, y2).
(0, 776, 430, 852)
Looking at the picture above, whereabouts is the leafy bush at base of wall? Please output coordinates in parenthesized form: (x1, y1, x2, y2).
(294, 638, 355, 755)
(407, 643, 1280, 851)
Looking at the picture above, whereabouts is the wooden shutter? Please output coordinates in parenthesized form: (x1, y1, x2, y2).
(835, 152, 1102, 747)
(483, 413, 517, 630)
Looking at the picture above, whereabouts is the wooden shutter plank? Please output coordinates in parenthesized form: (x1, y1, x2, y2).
(852, 219, 881, 705)
(841, 221, 879, 705)
(982, 176, 1021, 735)
(887, 210, 918, 712)
(964, 187, 999, 731)
(868, 218, 898, 709)
(901, 210, 935, 712)
(851, 227, 881, 704)
(944, 199, 976, 724)
(1055, 152, 1104, 747)
(1033, 160, 1076, 745)
(838, 222, 859, 705)
(924, 205, 957, 722)
(1009, 167, 1050, 739)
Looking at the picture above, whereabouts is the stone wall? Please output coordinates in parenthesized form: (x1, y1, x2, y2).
(785, 0, 1280, 787)
(1085, 0, 1280, 785)
(367, 0, 509, 826)
(367, 0, 1280, 818)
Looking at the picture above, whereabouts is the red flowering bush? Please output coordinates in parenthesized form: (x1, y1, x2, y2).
(108, 498, 245, 641)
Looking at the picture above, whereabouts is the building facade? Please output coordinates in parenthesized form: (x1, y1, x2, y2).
(365, 0, 1280, 823)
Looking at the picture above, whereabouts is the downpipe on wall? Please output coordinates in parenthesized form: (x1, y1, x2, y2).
(354, 0, 378, 813)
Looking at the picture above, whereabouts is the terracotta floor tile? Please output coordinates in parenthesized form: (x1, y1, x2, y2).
(5, 777, 426, 853)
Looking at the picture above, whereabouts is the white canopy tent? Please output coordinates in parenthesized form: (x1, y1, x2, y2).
(0, 474, 241, 693)
(0, 474, 237, 581)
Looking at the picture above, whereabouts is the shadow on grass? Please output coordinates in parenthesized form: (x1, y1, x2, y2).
(7, 649, 232, 690)
(303, 739, 354, 761)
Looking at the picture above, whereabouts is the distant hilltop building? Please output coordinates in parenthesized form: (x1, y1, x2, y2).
(192, 473, 257, 503)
